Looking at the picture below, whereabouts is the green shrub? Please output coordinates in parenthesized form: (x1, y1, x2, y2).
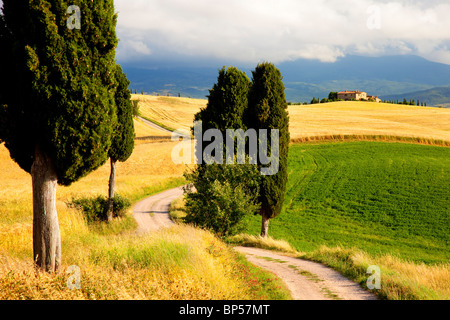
(184, 163, 261, 237)
(68, 194, 131, 223)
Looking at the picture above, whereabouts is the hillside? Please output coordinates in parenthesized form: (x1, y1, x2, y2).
(382, 86, 450, 108)
(133, 95, 450, 143)
(239, 142, 450, 300)
(246, 143, 449, 264)
(133, 95, 206, 133)
(123, 55, 450, 102)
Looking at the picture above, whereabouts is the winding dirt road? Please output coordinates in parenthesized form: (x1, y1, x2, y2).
(234, 247, 378, 300)
(132, 118, 378, 300)
(133, 186, 182, 234)
(131, 186, 377, 300)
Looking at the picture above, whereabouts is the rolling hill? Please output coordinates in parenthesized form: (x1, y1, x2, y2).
(122, 55, 450, 103)
(132, 96, 450, 143)
(382, 86, 450, 108)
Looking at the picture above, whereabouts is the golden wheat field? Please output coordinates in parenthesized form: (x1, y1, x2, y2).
(0, 118, 188, 257)
(289, 101, 450, 142)
(132, 94, 206, 132)
(133, 95, 450, 143)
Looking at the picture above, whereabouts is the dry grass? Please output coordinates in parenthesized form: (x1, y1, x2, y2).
(0, 225, 285, 300)
(134, 118, 173, 145)
(228, 234, 299, 255)
(0, 121, 189, 260)
(291, 134, 450, 147)
(289, 101, 450, 142)
(309, 246, 450, 300)
(132, 95, 206, 132)
(133, 96, 450, 144)
(0, 119, 288, 300)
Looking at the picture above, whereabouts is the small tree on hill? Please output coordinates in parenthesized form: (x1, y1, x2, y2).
(0, 0, 118, 272)
(246, 62, 290, 238)
(107, 65, 135, 221)
(328, 92, 338, 101)
(310, 97, 319, 104)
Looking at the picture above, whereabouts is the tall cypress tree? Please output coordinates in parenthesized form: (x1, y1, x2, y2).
(185, 66, 260, 235)
(195, 66, 251, 132)
(107, 65, 135, 221)
(194, 66, 251, 165)
(246, 62, 290, 237)
(0, 1, 118, 272)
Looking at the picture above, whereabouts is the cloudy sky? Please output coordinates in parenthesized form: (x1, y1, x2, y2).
(1, 0, 449, 65)
(113, 0, 450, 66)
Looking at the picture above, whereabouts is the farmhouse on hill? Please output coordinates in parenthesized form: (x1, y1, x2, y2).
(338, 90, 381, 102)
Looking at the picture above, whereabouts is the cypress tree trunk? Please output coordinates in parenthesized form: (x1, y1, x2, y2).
(260, 207, 270, 238)
(31, 146, 61, 273)
(107, 158, 117, 222)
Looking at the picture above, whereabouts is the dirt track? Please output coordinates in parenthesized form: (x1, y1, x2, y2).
(234, 246, 378, 300)
(132, 119, 378, 300)
(133, 187, 183, 234)
(132, 188, 377, 300)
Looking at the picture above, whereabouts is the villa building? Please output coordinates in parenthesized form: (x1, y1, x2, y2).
(337, 90, 367, 101)
(337, 90, 381, 102)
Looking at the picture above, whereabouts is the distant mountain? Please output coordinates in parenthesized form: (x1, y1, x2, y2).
(121, 55, 450, 103)
(278, 55, 450, 102)
(382, 86, 450, 108)
(122, 66, 216, 99)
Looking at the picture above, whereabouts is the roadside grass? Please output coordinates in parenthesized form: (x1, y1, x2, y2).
(168, 195, 187, 224)
(303, 246, 449, 300)
(133, 117, 173, 145)
(0, 224, 289, 300)
(227, 234, 298, 254)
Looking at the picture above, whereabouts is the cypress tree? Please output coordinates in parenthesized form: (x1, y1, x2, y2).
(185, 66, 260, 235)
(194, 66, 251, 164)
(0, 0, 118, 272)
(107, 65, 135, 221)
(195, 66, 251, 132)
(246, 62, 290, 237)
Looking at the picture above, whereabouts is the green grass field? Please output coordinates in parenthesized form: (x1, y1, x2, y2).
(245, 142, 449, 265)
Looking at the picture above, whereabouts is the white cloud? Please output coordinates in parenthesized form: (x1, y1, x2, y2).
(2, 0, 449, 64)
(113, 0, 450, 64)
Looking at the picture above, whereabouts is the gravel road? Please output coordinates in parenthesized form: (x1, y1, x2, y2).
(132, 118, 378, 300)
(133, 186, 183, 234)
(234, 246, 378, 300)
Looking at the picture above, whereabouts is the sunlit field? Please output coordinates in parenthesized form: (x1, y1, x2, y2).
(134, 95, 450, 144)
(0, 117, 289, 300)
(0, 118, 189, 258)
(289, 101, 450, 143)
(131, 94, 206, 133)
